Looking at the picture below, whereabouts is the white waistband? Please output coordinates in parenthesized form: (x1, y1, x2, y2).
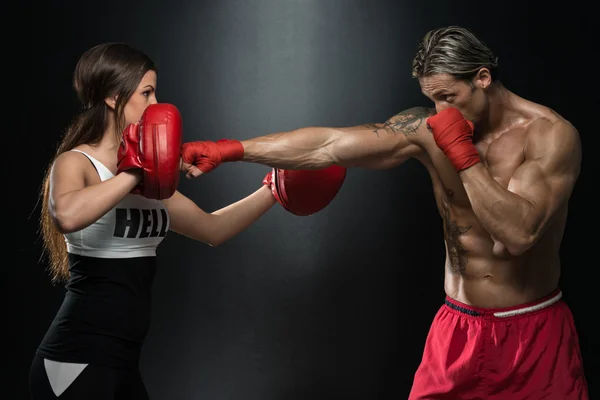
(493, 291, 562, 318)
(67, 246, 156, 258)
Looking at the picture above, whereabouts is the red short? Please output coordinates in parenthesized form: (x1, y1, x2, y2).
(409, 289, 588, 399)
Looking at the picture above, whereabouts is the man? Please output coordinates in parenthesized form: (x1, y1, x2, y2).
(181, 26, 587, 399)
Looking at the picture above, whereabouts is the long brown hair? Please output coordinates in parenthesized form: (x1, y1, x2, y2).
(40, 43, 156, 284)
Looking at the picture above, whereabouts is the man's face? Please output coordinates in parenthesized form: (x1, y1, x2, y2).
(419, 72, 488, 124)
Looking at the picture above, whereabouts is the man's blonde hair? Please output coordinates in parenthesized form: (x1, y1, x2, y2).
(412, 26, 499, 82)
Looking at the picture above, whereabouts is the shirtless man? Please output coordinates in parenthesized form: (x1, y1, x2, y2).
(181, 26, 588, 399)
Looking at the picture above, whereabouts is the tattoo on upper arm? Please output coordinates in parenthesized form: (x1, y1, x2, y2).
(360, 123, 381, 129)
(356, 123, 382, 136)
(373, 107, 433, 138)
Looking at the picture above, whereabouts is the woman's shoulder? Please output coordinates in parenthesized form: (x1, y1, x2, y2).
(53, 147, 96, 174)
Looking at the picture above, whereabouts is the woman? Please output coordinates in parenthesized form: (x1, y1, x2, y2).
(29, 42, 276, 399)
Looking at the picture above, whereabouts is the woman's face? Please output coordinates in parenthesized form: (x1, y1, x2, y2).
(123, 70, 158, 126)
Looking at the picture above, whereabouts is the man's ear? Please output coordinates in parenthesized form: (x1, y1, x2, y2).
(475, 68, 492, 90)
(104, 96, 117, 110)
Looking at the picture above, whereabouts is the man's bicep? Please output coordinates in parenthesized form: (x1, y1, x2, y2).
(340, 123, 383, 132)
(331, 126, 421, 169)
(508, 159, 578, 237)
(508, 123, 581, 230)
(377, 106, 435, 137)
(331, 107, 431, 168)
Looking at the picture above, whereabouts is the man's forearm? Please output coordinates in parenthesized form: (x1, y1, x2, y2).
(460, 163, 537, 254)
(240, 127, 339, 170)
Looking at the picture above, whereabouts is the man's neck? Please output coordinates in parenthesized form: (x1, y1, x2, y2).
(476, 82, 516, 139)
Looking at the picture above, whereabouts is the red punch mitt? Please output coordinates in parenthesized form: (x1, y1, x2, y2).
(117, 103, 183, 199)
(263, 165, 347, 216)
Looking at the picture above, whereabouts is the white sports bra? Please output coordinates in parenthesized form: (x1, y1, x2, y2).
(63, 150, 170, 258)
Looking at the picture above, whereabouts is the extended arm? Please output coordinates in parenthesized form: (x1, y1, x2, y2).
(241, 106, 432, 169)
(181, 107, 432, 174)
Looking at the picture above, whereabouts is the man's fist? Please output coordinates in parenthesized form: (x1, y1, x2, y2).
(181, 140, 244, 177)
(426, 108, 480, 172)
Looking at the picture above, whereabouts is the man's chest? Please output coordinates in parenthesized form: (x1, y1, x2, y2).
(474, 131, 527, 188)
(421, 127, 527, 208)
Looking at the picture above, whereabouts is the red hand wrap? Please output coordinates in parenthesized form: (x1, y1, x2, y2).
(263, 170, 274, 187)
(181, 139, 244, 173)
(262, 169, 279, 202)
(427, 108, 480, 172)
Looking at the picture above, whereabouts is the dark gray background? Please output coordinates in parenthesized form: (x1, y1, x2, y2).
(13, 0, 595, 398)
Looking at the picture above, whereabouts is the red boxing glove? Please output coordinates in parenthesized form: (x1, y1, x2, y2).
(117, 103, 183, 199)
(181, 140, 244, 173)
(426, 108, 480, 172)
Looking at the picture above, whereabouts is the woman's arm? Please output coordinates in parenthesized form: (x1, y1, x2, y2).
(163, 185, 276, 247)
(49, 151, 141, 234)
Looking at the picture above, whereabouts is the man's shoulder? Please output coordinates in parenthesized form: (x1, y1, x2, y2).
(524, 110, 581, 162)
(529, 117, 577, 139)
(524, 102, 578, 140)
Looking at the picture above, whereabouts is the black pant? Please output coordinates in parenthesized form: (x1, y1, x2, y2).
(29, 355, 150, 399)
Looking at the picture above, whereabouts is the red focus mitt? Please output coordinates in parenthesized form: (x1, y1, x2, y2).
(263, 165, 347, 216)
(117, 103, 183, 199)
